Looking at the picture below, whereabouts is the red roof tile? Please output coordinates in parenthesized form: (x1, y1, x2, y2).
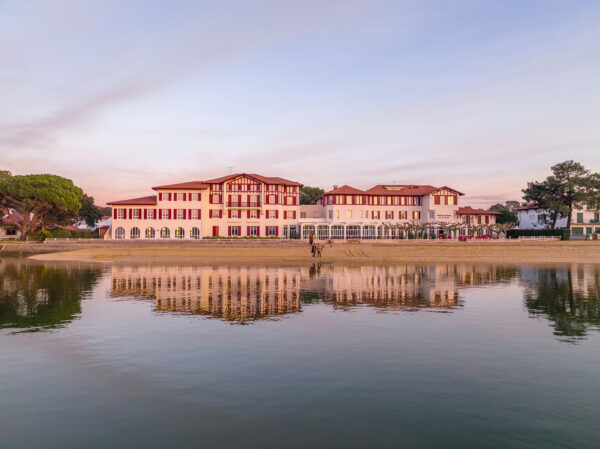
(107, 195, 157, 206)
(202, 173, 303, 187)
(516, 203, 538, 211)
(152, 181, 209, 190)
(323, 185, 365, 195)
(457, 207, 501, 215)
(364, 185, 464, 196)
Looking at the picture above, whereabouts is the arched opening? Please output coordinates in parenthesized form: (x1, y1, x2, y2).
(160, 227, 170, 239)
(190, 227, 200, 239)
(175, 227, 185, 239)
(145, 227, 155, 239)
(115, 227, 125, 240)
(130, 227, 140, 239)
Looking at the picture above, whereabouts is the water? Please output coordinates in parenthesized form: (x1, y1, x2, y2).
(1, 258, 599, 449)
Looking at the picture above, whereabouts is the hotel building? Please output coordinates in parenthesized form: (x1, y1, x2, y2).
(107, 173, 498, 240)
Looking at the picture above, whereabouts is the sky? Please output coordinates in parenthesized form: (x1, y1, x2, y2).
(1, 0, 599, 207)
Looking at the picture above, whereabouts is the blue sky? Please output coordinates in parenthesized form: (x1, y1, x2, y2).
(1, 0, 599, 206)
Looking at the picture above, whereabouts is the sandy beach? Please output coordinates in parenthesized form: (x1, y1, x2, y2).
(15, 240, 600, 265)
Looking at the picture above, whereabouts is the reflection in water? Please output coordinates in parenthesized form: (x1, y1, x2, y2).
(0, 259, 101, 331)
(521, 265, 600, 341)
(109, 263, 519, 322)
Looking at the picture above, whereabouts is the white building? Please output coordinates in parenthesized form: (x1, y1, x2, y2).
(516, 204, 568, 230)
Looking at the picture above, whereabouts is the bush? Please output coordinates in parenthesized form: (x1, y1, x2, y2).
(506, 229, 571, 241)
(39, 230, 51, 241)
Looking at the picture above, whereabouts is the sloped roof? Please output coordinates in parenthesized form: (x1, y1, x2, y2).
(1, 213, 23, 225)
(107, 195, 157, 206)
(152, 181, 209, 190)
(457, 207, 501, 215)
(323, 185, 365, 195)
(202, 173, 303, 187)
(516, 203, 539, 211)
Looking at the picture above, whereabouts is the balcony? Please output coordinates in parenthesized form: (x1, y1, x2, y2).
(227, 201, 262, 208)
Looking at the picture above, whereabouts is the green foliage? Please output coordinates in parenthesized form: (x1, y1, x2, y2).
(78, 193, 103, 228)
(507, 229, 571, 240)
(0, 170, 11, 180)
(300, 186, 325, 205)
(0, 174, 83, 239)
(488, 204, 519, 224)
(38, 230, 51, 241)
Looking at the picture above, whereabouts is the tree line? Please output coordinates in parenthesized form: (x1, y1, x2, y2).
(0, 171, 105, 240)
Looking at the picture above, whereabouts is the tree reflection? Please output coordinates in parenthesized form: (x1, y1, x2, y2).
(0, 259, 101, 331)
(522, 266, 600, 341)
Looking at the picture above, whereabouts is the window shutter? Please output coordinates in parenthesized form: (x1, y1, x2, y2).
(228, 210, 231, 218)
(228, 226, 231, 236)
(138, 208, 142, 219)
(275, 226, 279, 236)
(188, 209, 191, 219)
(168, 209, 172, 220)
(247, 226, 250, 236)
(275, 210, 279, 219)
(293, 211, 296, 219)
(284, 211, 287, 219)
(247, 210, 250, 219)
(209, 210, 212, 218)
(168, 193, 172, 201)
(257, 226, 260, 236)
(153, 209, 157, 219)
(183, 209, 186, 220)
(128, 208, 132, 219)
(144, 209, 147, 219)
(198, 209, 201, 220)
(159, 209, 162, 219)
(183, 193, 186, 202)
(159, 192, 162, 201)
(113, 209, 117, 219)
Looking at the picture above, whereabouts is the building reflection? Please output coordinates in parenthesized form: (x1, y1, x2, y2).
(110, 265, 301, 323)
(109, 263, 519, 322)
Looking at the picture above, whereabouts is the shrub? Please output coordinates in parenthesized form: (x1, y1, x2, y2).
(506, 229, 570, 241)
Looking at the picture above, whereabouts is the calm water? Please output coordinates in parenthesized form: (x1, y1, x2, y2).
(1, 258, 599, 449)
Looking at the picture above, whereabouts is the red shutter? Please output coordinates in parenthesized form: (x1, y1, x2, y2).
(159, 192, 162, 201)
(293, 211, 297, 219)
(183, 193, 186, 202)
(275, 226, 279, 236)
(209, 210, 212, 218)
(275, 210, 279, 219)
(144, 209, 147, 219)
(159, 209, 162, 219)
(257, 226, 260, 236)
(247, 210, 250, 219)
(247, 226, 250, 236)
(128, 208, 132, 219)
(168, 209, 172, 220)
(183, 209, 187, 220)
(153, 209, 157, 219)
(113, 209, 117, 219)
(228, 226, 231, 236)
(138, 208, 142, 219)
(168, 193, 172, 201)
(228, 210, 231, 218)
(188, 209, 191, 219)
(284, 211, 287, 219)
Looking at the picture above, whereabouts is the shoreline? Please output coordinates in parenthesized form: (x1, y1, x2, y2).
(12, 240, 600, 265)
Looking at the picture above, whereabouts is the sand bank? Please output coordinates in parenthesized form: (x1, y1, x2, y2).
(24, 240, 600, 265)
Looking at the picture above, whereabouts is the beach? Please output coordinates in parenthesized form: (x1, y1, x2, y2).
(10, 239, 600, 265)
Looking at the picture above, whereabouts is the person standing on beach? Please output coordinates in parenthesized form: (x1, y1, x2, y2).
(309, 233, 314, 245)
(315, 243, 323, 259)
(311, 242, 316, 258)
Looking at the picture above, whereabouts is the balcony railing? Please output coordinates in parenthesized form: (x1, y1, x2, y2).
(227, 201, 262, 208)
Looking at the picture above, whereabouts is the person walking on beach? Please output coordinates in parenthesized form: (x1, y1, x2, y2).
(315, 243, 323, 259)
(311, 242, 316, 258)
(309, 233, 314, 245)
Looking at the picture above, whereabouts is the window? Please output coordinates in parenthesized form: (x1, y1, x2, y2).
(577, 213, 584, 223)
(117, 209, 125, 219)
(268, 194, 276, 204)
(162, 210, 169, 219)
(231, 210, 240, 219)
(300, 211, 307, 218)
(177, 209, 184, 219)
(145, 227, 155, 239)
(249, 210, 258, 219)
(447, 196, 455, 205)
(373, 211, 380, 219)
(191, 209, 199, 219)
(175, 227, 185, 239)
(160, 227, 170, 239)
(249, 226, 258, 236)
(355, 196, 362, 205)
(335, 210, 339, 219)
(131, 209, 139, 219)
(429, 211, 435, 219)
(267, 226, 277, 236)
(400, 197, 406, 205)
(210, 210, 222, 218)
(401, 211, 407, 220)
(386, 211, 393, 219)
(191, 227, 200, 239)
(434, 196, 440, 205)
(359, 211, 363, 218)
(130, 227, 140, 239)
(115, 227, 125, 239)
(328, 210, 333, 219)
(231, 226, 241, 236)
(177, 193, 184, 201)
(412, 211, 420, 220)
(346, 210, 352, 219)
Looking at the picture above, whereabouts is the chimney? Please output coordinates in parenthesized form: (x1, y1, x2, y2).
(333, 185, 339, 190)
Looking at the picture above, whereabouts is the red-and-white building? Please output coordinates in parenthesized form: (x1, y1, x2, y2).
(106, 174, 498, 240)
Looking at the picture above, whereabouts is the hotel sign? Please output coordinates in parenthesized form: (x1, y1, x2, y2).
(437, 214, 452, 219)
